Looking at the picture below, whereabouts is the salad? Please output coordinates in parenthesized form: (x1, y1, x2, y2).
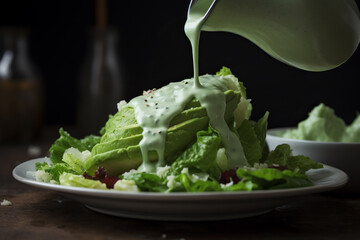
(280, 103, 360, 142)
(31, 67, 322, 192)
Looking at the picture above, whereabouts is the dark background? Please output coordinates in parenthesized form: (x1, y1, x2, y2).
(1, 0, 360, 131)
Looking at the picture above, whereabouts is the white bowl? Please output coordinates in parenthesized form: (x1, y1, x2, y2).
(266, 128, 360, 193)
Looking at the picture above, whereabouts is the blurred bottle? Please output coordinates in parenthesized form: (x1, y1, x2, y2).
(0, 28, 43, 143)
(77, 27, 124, 136)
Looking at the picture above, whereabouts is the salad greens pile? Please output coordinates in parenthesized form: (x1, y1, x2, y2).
(33, 67, 322, 193)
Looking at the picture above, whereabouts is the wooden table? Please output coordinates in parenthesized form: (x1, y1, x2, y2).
(1, 141, 360, 240)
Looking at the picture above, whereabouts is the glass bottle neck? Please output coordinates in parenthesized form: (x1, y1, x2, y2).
(0, 28, 38, 80)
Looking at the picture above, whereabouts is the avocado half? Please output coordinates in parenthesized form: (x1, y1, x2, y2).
(84, 90, 241, 176)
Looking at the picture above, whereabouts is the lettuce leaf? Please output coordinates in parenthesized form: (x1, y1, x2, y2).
(166, 127, 221, 178)
(37, 147, 92, 182)
(237, 112, 269, 166)
(265, 144, 323, 174)
(254, 111, 270, 162)
(35, 162, 72, 182)
(123, 172, 168, 192)
(236, 167, 313, 190)
(217, 66, 247, 99)
(59, 172, 107, 189)
(237, 119, 262, 166)
(216, 66, 233, 76)
(49, 128, 100, 164)
(171, 173, 222, 192)
(221, 180, 257, 191)
(62, 148, 90, 174)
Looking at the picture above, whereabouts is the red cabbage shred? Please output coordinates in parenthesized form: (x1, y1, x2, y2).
(83, 167, 119, 189)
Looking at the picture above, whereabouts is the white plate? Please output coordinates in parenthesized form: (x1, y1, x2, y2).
(13, 158, 348, 221)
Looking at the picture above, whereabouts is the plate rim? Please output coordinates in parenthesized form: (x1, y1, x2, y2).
(13, 158, 349, 201)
